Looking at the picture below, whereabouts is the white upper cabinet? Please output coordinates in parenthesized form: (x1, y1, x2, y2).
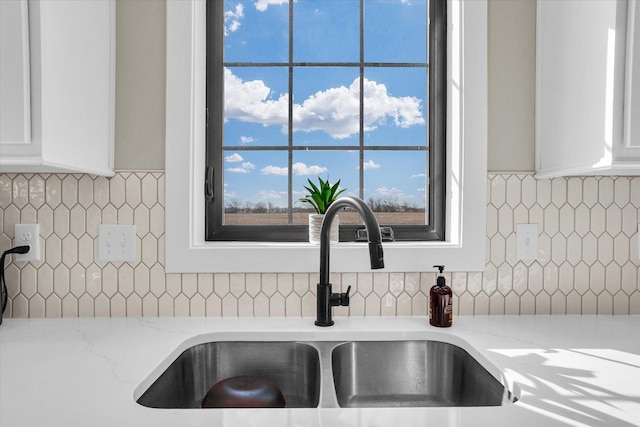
(536, 0, 640, 177)
(0, 0, 31, 146)
(0, 0, 115, 176)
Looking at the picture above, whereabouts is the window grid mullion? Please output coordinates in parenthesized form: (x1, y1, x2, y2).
(223, 146, 427, 151)
(224, 62, 428, 68)
(359, 0, 365, 201)
(287, 0, 294, 224)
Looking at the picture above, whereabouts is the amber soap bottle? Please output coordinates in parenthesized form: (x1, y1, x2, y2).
(429, 265, 452, 327)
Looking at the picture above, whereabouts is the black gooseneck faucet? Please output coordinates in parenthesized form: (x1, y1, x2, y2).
(1, 246, 30, 325)
(315, 196, 384, 327)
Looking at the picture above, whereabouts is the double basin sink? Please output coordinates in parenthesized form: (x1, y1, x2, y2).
(136, 339, 517, 409)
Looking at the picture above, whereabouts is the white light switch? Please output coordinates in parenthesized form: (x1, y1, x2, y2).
(14, 224, 41, 262)
(98, 225, 136, 262)
(516, 223, 539, 261)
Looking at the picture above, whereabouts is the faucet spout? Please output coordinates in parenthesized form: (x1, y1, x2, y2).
(316, 196, 384, 327)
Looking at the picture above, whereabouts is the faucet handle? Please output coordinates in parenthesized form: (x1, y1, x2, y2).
(329, 285, 352, 308)
(341, 285, 351, 307)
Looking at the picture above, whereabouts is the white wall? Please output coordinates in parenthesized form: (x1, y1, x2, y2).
(488, 0, 536, 172)
(114, 0, 166, 171)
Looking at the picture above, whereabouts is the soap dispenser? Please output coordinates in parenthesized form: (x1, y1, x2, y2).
(429, 265, 452, 327)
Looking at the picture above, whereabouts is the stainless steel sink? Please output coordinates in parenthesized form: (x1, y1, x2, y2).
(136, 339, 515, 409)
(331, 341, 513, 408)
(136, 341, 321, 408)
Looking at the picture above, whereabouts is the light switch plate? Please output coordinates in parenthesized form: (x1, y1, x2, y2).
(516, 223, 539, 260)
(98, 225, 136, 262)
(14, 224, 40, 262)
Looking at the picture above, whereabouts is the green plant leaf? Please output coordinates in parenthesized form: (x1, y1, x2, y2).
(329, 180, 346, 202)
(297, 176, 346, 214)
(307, 179, 320, 195)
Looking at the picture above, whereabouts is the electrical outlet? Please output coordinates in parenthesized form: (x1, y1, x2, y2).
(516, 223, 539, 260)
(98, 225, 136, 262)
(14, 224, 41, 262)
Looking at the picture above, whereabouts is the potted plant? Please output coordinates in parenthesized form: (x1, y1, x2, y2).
(298, 177, 346, 243)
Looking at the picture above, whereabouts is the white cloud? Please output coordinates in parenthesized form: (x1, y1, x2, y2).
(260, 162, 327, 176)
(292, 78, 360, 139)
(227, 162, 256, 173)
(240, 136, 255, 144)
(261, 165, 288, 176)
(362, 78, 425, 130)
(411, 173, 426, 178)
(363, 160, 381, 170)
(375, 186, 414, 199)
(259, 190, 286, 200)
(292, 162, 327, 175)
(224, 68, 289, 128)
(375, 186, 397, 197)
(225, 153, 244, 163)
(255, 0, 288, 12)
(224, 4, 245, 35)
(224, 68, 424, 140)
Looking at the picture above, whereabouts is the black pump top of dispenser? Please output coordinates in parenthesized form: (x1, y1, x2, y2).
(433, 265, 446, 287)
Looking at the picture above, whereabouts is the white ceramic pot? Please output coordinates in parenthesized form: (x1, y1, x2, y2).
(308, 214, 339, 244)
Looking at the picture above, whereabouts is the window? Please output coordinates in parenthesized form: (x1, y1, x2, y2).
(165, 0, 487, 273)
(205, 0, 446, 241)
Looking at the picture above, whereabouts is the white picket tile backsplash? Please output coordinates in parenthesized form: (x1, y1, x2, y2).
(0, 172, 638, 318)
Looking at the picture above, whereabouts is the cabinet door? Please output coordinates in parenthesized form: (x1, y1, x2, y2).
(0, 0, 30, 144)
(624, 1, 640, 153)
(0, 0, 115, 176)
(535, 0, 638, 177)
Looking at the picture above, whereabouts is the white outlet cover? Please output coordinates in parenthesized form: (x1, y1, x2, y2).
(98, 225, 136, 262)
(516, 223, 539, 261)
(14, 224, 41, 262)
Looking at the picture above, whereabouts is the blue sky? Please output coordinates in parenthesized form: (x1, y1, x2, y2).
(222, 0, 428, 210)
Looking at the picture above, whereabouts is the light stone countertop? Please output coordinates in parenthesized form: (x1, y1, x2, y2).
(1, 315, 639, 427)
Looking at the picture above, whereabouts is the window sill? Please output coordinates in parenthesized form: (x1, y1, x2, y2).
(165, 0, 487, 274)
(165, 240, 482, 273)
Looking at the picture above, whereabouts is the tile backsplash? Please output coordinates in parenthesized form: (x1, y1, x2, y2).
(0, 172, 638, 318)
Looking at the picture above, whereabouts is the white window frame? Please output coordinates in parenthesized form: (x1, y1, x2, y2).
(165, 0, 487, 273)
